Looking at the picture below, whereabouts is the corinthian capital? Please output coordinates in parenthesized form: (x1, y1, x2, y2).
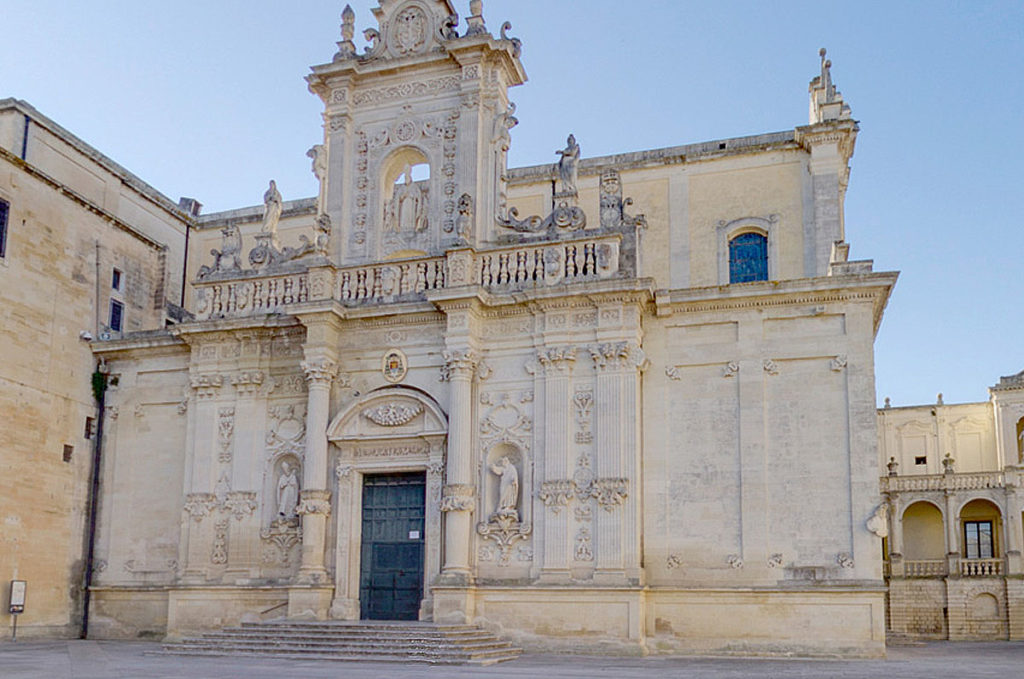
(296, 489, 332, 516)
(301, 359, 337, 387)
(439, 349, 479, 382)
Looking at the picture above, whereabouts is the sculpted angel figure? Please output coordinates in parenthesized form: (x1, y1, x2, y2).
(555, 134, 580, 195)
(262, 180, 283, 236)
(276, 461, 299, 520)
(490, 456, 520, 522)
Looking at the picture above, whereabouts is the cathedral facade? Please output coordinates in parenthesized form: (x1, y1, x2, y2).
(3, 1, 904, 656)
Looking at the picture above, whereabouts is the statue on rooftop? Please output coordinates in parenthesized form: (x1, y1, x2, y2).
(262, 180, 283, 237)
(555, 134, 580, 197)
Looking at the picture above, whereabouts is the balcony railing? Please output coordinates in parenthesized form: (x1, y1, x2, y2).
(960, 558, 1003, 577)
(880, 471, 1006, 493)
(903, 559, 947, 577)
(191, 234, 625, 321)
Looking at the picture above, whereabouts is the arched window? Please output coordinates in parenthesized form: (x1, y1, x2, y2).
(728, 232, 768, 283)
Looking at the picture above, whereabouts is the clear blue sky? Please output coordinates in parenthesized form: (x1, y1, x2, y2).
(3, 1, 1022, 406)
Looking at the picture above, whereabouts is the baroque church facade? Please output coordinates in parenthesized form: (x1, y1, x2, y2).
(18, 0, 1014, 655)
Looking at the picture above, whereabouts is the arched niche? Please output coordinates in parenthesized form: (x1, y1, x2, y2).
(901, 500, 945, 561)
(380, 146, 432, 240)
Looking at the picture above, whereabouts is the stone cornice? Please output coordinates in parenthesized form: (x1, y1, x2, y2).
(90, 332, 187, 357)
(170, 315, 303, 343)
(663, 272, 898, 336)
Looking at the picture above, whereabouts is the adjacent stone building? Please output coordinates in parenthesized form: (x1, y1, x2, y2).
(879, 372, 1024, 640)
(0, 0, 959, 656)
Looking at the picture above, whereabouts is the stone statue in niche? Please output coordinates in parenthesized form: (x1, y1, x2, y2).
(456, 193, 474, 241)
(490, 456, 519, 522)
(276, 462, 300, 520)
(262, 180, 283, 237)
(555, 134, 580, 197)
(384, 165, 429, 234)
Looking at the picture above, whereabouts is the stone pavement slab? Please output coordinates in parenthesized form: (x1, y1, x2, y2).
(1, 640, 1023, 679)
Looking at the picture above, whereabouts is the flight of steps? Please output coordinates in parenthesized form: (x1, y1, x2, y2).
(158, 620, 522, 665)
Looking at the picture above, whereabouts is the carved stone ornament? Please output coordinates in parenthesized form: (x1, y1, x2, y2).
(381, 348, 408, 383)
(665, 366, 682, 381)
(296, 489, 332, 516)
(196, 224, 243, 280)
(440, 484, 475, 512)
(667, 554, 683, 570)
(302, 359, 337, 387)
(538, 480, 575, 512)
(763, 359, 780, 375)
(217, 407, 235, 463)
(727, 554, 744, 569)
(362, 401, 423, 427)
(723, 361, 740, 378)
(599, 169, 647, 231)
(439, 349, 479, 381)
(183, 493, 217, 522)
(225, 491, 258, 521)
(837, 552, 855, 569)
(830, 355, 848, 372)
(574, 526, 594, 562)
(767, 553, 784, 568)
(260, 519, 302, 565)
(866, 503, 889, 538)
(455, 193, 474, 241)
(211, 519, 229, 565)
(591, 478, 629, 511)
(476, 514, 532, 567)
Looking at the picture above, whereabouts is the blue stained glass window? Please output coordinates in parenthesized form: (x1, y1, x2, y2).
(729, 232, 768, 283)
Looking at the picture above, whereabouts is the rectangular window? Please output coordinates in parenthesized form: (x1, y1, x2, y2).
(112, 268, 122, 291)
(109, 299, 124, 333)
(914, 456, 927, 465)
(84, 416, 95, 439)
(964, 520, 993, 559)
(62, 444, 74, 463)
(0, 198, 9, 258)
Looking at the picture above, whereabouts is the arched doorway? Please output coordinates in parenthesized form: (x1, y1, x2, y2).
(325, 387, 447, 621)
(902, 501, 946, 575)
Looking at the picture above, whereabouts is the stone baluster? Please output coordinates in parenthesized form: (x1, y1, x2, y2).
(440, 349, 479, 581)
(297, 358, 336, 583)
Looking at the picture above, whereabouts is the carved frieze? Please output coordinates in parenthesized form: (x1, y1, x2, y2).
(183, 493, 217, 522)
(354, 445, 428, 459)
(211, 519, 229, 565)
(538, 480, 575, 512)
(591, 478, 629, 511)
(225, 491, 258, 521)
(230, 371, 265, 395)
(190, 373, 223, 399)
(362, 402, 423, 427)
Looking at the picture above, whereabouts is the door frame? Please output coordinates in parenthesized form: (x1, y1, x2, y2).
(326, 387, 447, 621)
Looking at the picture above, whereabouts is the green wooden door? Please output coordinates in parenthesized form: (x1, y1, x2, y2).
(359, 472, 426, 620)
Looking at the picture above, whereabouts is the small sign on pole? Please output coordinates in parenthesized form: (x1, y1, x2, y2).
(9, 580, 26, 641)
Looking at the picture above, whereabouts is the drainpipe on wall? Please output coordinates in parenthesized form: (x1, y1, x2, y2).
(81, 362, 108, 639)
(20, 114, 30, 161)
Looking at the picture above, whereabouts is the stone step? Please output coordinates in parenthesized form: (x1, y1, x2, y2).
(177, 636, 511, 652)
(158, 621, 521, 665)
(205, 630, 493, 639)
(157, 648, 522, 666)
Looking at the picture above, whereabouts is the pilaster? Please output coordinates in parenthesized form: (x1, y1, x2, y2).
(536, 346, 575, 582)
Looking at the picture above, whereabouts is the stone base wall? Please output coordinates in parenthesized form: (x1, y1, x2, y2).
(888, 578, 947, 638)
(1007, 577, 1024, 640)
(947, 577, 1008, 641)
(438, 585, 885, 657)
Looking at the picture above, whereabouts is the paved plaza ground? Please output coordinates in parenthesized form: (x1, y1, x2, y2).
(1, 640, 1023, 679)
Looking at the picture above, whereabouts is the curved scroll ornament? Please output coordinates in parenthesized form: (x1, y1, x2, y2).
(866, 503, 889, 538)
(440, 484, 475, 512)
(362, 402, 423, 427)
(496, 206, 543, 233)
(476, 515, 532, 566)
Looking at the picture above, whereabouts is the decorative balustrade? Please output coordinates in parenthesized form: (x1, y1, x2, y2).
(336, 257, 446, 303)
(903, 559, 947, 577)
(960, 558, 1004, 577)
(192, 235, 624, 320)
(194, 270, 312, 321)
(881, 471, 1006, 493)
(475, 235, 621, 289)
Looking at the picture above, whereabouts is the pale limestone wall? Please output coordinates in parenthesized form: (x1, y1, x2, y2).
(947, 578, 1009, 640)
(878, 401, 997, 474)
(0, 151, 169, 638)
(0, 101, 191, 306)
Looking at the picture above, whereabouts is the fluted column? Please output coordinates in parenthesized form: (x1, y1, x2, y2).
(440, 349, 478, 582)
(537, 347, 575, 581)
(297, 358, 335, 583)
